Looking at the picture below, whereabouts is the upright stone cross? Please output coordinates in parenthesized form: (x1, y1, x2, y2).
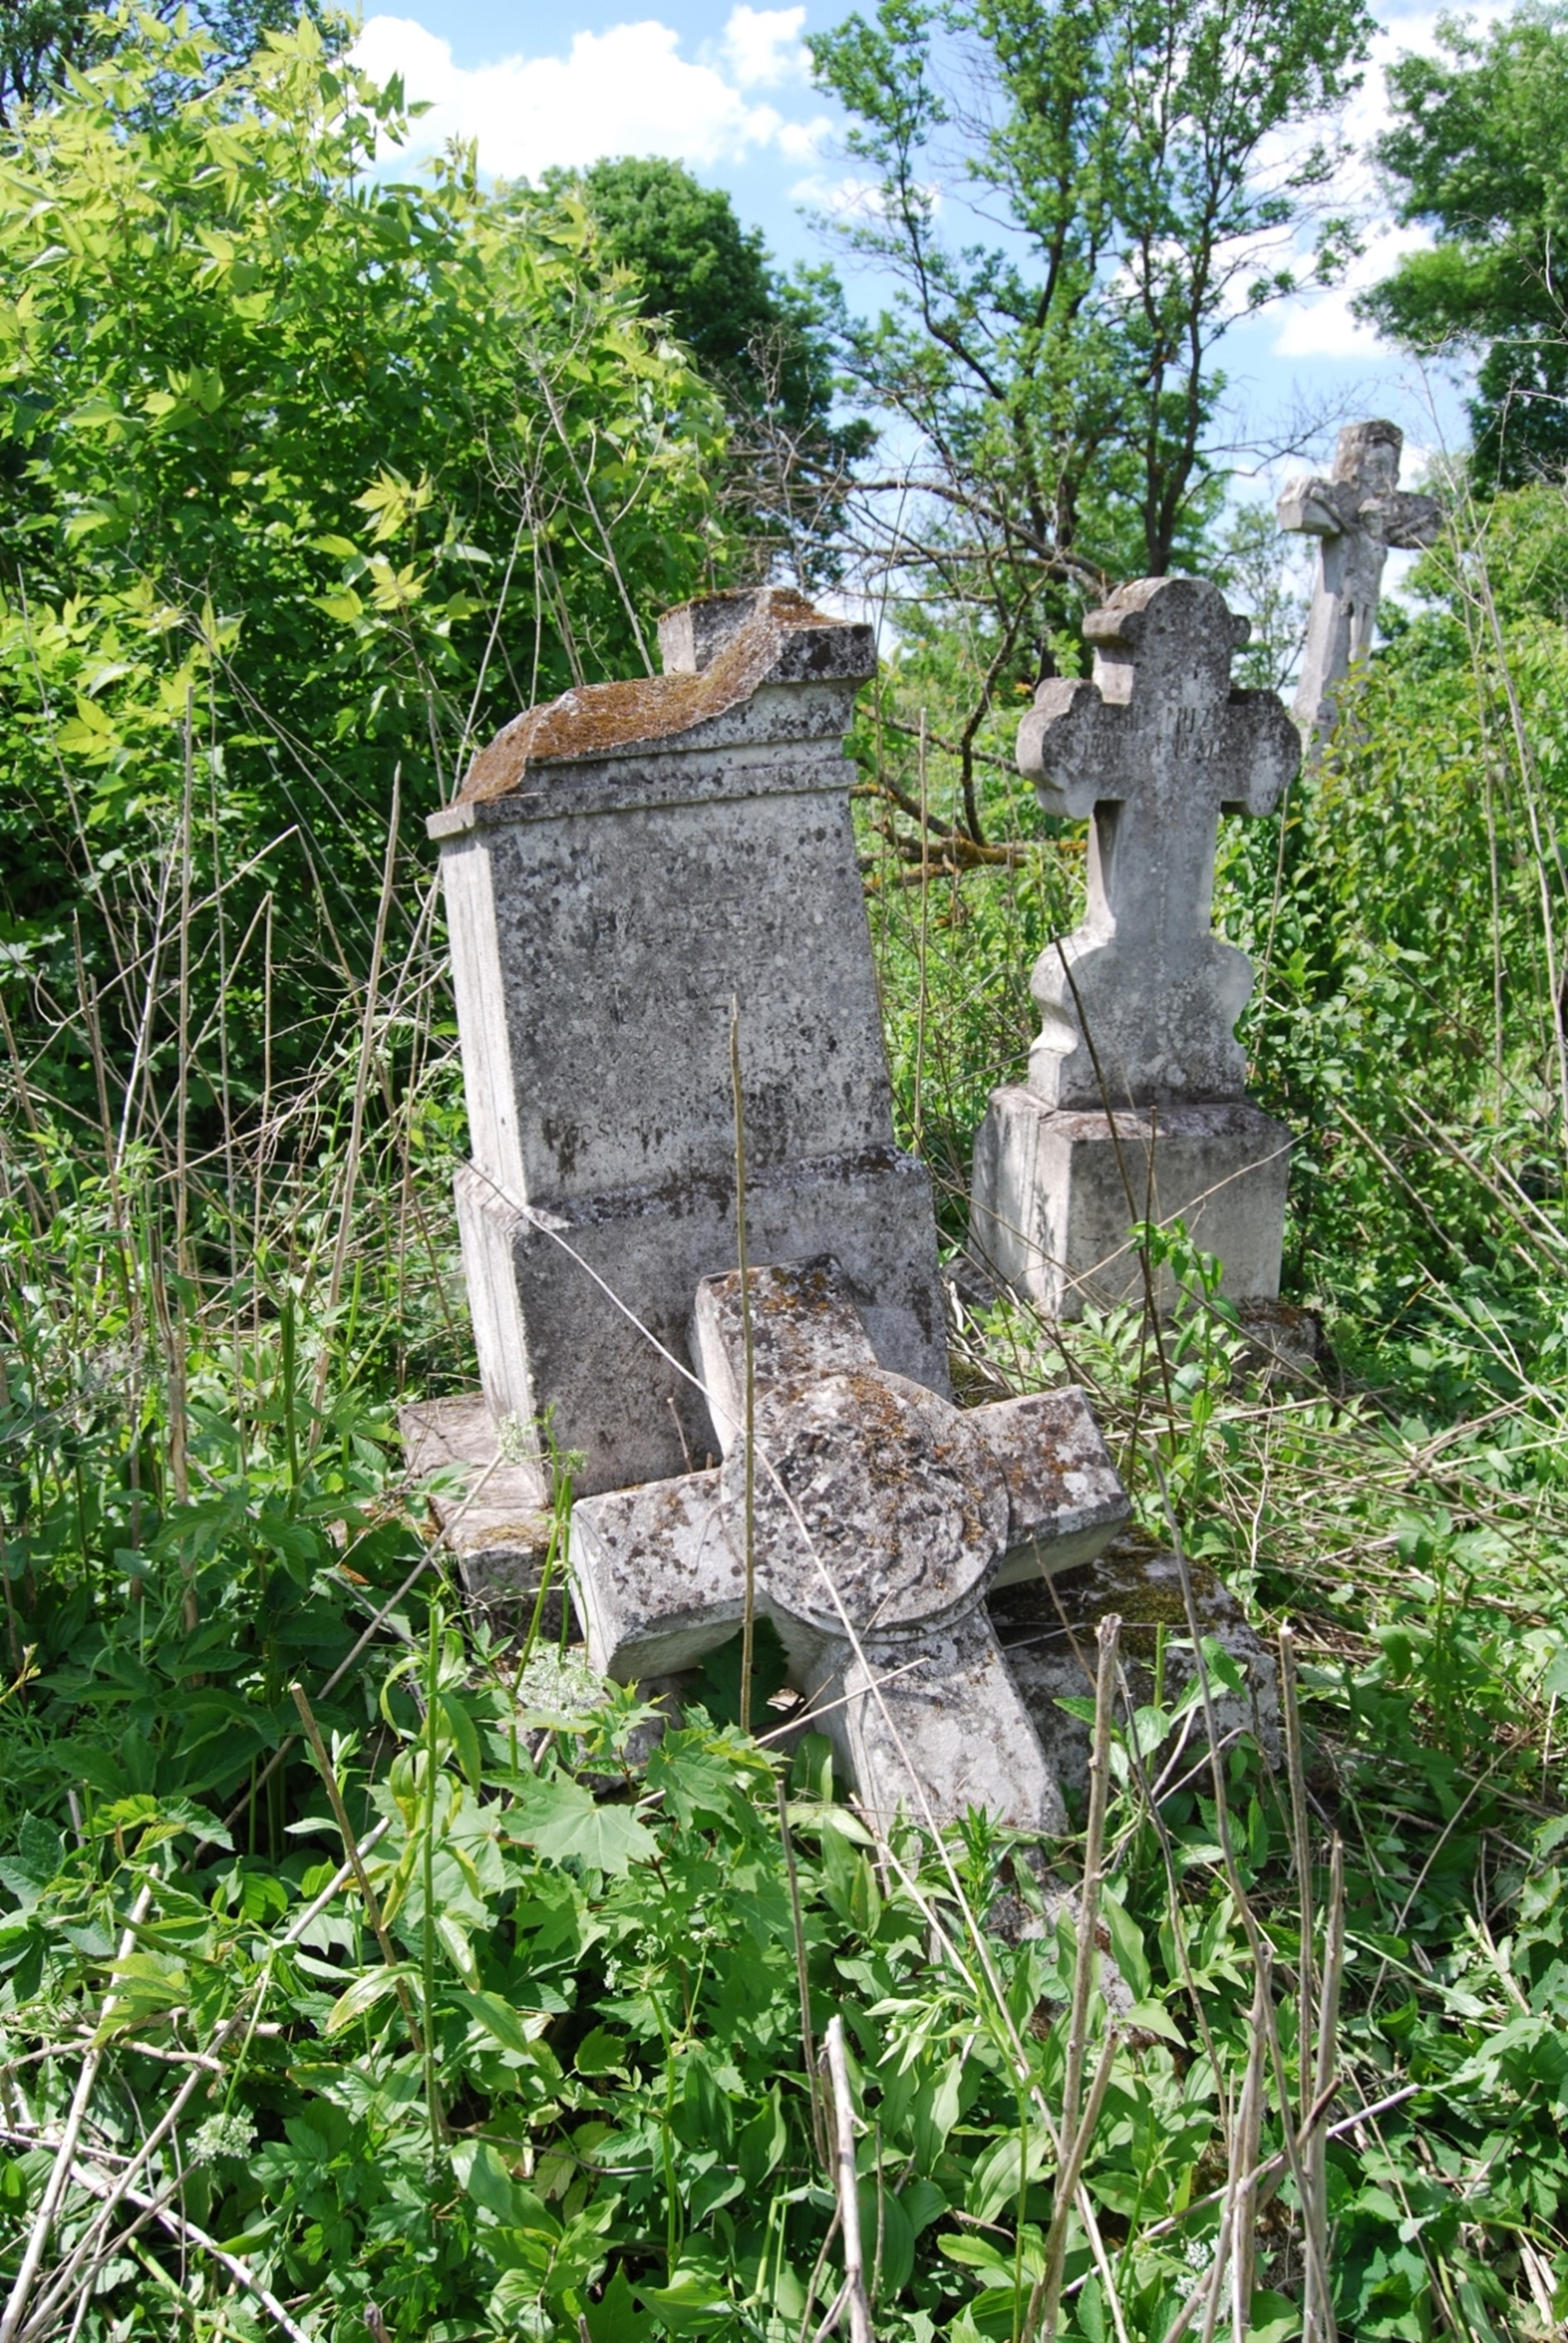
(572, 1256, 1130, 1831)
(1016, 576, 1300, 1110)
(1278, 419, 1443, 742)
(971, 576, 1298, 1317)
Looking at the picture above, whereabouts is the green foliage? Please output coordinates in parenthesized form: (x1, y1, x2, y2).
(1359, 2, 1568, 486)
(563, 155, 873, 585)
(0, 8, 722, 1107)
(0, 0, 336, 125)
(808, 0, 1375, 610)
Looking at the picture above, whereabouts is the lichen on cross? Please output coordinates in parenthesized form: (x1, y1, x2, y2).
(570, 1256, 1129, 1831)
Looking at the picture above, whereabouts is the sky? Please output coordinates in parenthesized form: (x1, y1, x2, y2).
(349, 0, 1503, 524)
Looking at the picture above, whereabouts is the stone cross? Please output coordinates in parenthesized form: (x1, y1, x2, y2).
(1015, 576, 1300, 1111)
(572, 1256, 1130, 1831)
(1277, 419, 1443, 741)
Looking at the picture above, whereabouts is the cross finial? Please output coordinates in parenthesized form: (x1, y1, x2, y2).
(572, 1257, 1129, 1829)
(1278, 420, 1444, 741)
(1015, 576, 1299, 1110)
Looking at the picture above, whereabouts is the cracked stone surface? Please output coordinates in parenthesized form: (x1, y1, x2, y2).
(572, 1256, 1130, 1832)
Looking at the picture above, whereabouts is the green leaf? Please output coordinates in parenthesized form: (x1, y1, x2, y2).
(508, 1772, 655, 1877)
(437, 1688, 485, 1789)
(323, 1966, 409, 2035)
(450, 1990, 552, 2057)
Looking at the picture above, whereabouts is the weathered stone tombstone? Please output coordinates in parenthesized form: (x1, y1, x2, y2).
(420, 587, 951, 1517)
(970, 575, 1298, 1318)
(1278, 418, 1443, 744)
(572, 1255, 1131, 1829)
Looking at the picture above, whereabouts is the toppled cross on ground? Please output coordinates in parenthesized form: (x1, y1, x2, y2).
(572, 1256, 1130, 1830)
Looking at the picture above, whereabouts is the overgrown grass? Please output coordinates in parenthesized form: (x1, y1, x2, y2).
(3, 504, 1568, 2336)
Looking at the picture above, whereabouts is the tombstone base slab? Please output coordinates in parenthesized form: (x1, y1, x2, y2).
(971, 1089, 1290, 1318)
(457, 1147, 950, 1497)
(988, 1533, 1280, 1802)
(399, 1395, 556, 1606)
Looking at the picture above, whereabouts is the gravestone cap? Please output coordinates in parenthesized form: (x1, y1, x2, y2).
(450, 587, 875, 810)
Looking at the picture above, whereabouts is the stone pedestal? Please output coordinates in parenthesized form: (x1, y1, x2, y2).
(429, 587, 949, 1498)
(971, 1090, 1291, 1318)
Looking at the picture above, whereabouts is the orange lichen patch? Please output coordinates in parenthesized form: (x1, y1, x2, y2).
(459, 590, 857, 805)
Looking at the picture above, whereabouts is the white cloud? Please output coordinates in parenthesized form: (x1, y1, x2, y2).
(1272, 222, 1434, 359)
(722, 6, 808, 89)
(1261, 0, 1514, 363)
(353, 11, 821, 178)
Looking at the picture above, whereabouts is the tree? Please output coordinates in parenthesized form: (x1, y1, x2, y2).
(808, 0, 1373, 616)
(0, 12, 723, 1110)
(1358, 3, 1568, 489)
(0, 0, 334, 124)
(564, 156, 872, 582)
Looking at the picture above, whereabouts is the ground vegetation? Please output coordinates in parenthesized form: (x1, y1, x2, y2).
(0, 7, 1566, 2338)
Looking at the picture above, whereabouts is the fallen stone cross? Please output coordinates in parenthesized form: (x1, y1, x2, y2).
(572, 1255, 1131, 1830)
(971, 575, 1298, 1317)
(1278, 418, 1443, 743)
(421, 586, 950, 1517)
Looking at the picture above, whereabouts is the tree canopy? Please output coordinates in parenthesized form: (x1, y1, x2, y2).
(0, 12, 723, 1103)
(564, 155, 872, 582)
(0, 0, 333, 122)
(808, 0, 1374, 626)
(1360, 2, 1568, 488)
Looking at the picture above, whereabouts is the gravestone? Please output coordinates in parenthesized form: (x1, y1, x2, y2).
(572, 1255, 1131, 1829)
(425, 586, 950, 1504)
(971, 576, 1298, 1317)
(1278, 419, 1443, 743)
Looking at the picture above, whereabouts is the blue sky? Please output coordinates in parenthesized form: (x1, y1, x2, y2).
(351, 0, 1502, 519)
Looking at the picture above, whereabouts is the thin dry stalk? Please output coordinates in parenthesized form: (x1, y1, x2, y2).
(821, 2015, 874, 2343)
(1036, 1612, 1120, 2340)
(1278, 1625, 1316, 2128)
(1303, 1837, 1345, 2343)
(1024, 2027, 1119, 2343)
(729, 997, 757, 1736)
(0, 1885, 154, 2343)
(913, 710, 930, 1155)
(311, 767, 401, 1430)
(776, 1770, 826, 2166)
(1222, 1951, 1269, 2343)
